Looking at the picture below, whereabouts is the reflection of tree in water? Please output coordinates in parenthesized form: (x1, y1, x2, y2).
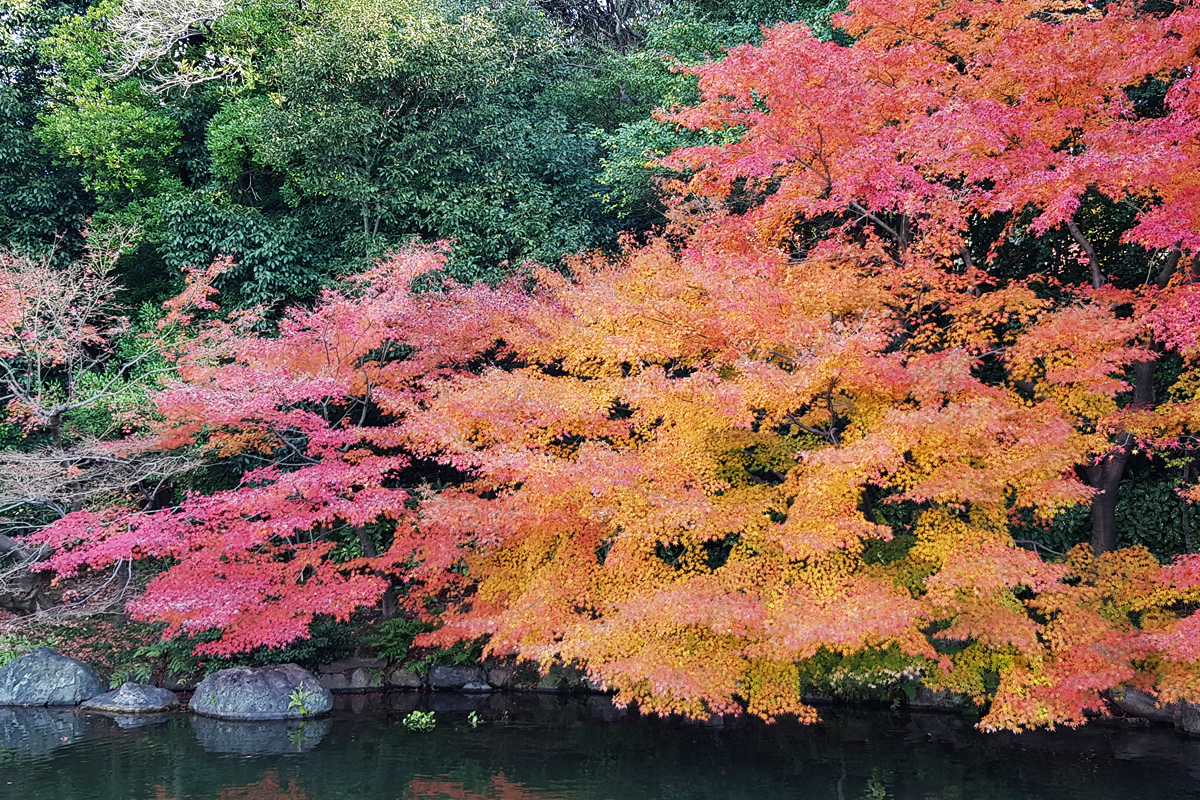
(406, 773, 538, 799)
(149, 771, 539, 800)
(151, 771, 308, 800)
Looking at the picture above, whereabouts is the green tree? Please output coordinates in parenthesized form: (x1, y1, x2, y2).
(241, 0, 606, 279)
(0, 0, 92, 260)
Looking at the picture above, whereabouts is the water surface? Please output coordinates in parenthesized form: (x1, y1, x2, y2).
(2, 693, 1197, 799)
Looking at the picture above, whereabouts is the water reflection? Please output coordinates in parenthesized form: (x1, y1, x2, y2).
(148, 773, 548, 800)
(406, 775, 543, 799)
(0, 707, 87, 755)
(151, 772, 309, 800)
(87, 711, 172, 730)
(191, 716, 332, 755)
(2, 696, 1200, 799)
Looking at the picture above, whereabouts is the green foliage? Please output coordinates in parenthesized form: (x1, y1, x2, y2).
(797, 645, 927, 703)
(37, 1, 182, 207)
(205, 96, 273, 187)
(200, 615, 365, 671)
(402, 709, 436, 731)
(0, 632, 43, 668)
(681, 0, 847, 41)
(408, 635, 487, 675)
(861, 534, 917, 566)
(367, 617, 435, 663)
(0, 0, 92, 259)
(53, 298, 170, 441)
(712, 429, 816, 488)
(287, 685, 316, 715)
(241, 0, 607, 278)
(927, 642, 1016, 703)
(23, 0, 857, 304)
(109, 635, 203, 686)
(158, 191, 332, 306)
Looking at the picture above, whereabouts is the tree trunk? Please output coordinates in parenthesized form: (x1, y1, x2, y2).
(354, 527, 397, 620)
(1066, 219, 1104, 289)
(1132, 358, 1156, 406)
(1086, 446, 1129, 555)
(1183, 459, 1194, 554)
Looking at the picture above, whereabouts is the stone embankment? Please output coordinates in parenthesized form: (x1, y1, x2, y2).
(3, 647, 1200, 735)
(314, 658, 594, 694)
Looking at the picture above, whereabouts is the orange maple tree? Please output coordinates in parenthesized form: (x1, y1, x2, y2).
(27, 0, 1200, 730)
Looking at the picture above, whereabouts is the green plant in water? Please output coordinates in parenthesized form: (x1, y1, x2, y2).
(288, 686, 316, 716)
(402, 710, 436, 732)
(467, 710, 480, 728)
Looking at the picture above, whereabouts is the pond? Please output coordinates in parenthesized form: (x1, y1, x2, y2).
(3, 693, 1199, 799)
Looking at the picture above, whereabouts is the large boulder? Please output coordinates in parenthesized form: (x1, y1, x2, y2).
(0, 647, 104, 706)
(82, 682, 179, 714)
(191, 664, 332, 720)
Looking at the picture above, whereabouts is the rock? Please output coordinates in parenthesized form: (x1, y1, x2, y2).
(559, 664, 592, 691)
(82, 682, 179, 714)
(348, 667, 381, 689)
(461, 681, 492, 693)
(486, 667, 514, 689)
(428, 665, 486, 690)
(1176, 701, 1200, 737)
(320, 666, 382, 692)
(317, 657, 386, 674)
(319, 672, 351, 691)
(387, 668, 423, 689)
(190, 664, 332, 720)
(0, 647, 104, 706)
(1109, 687, 1175, 724)
(909, 685, 968, 712)
(191, 714, 332, 755)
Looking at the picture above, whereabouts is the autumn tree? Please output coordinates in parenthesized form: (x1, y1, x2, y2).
(0, 229, 194, 614)
(660, 0, 1200, 555)
(26, 0, 1200, 732)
